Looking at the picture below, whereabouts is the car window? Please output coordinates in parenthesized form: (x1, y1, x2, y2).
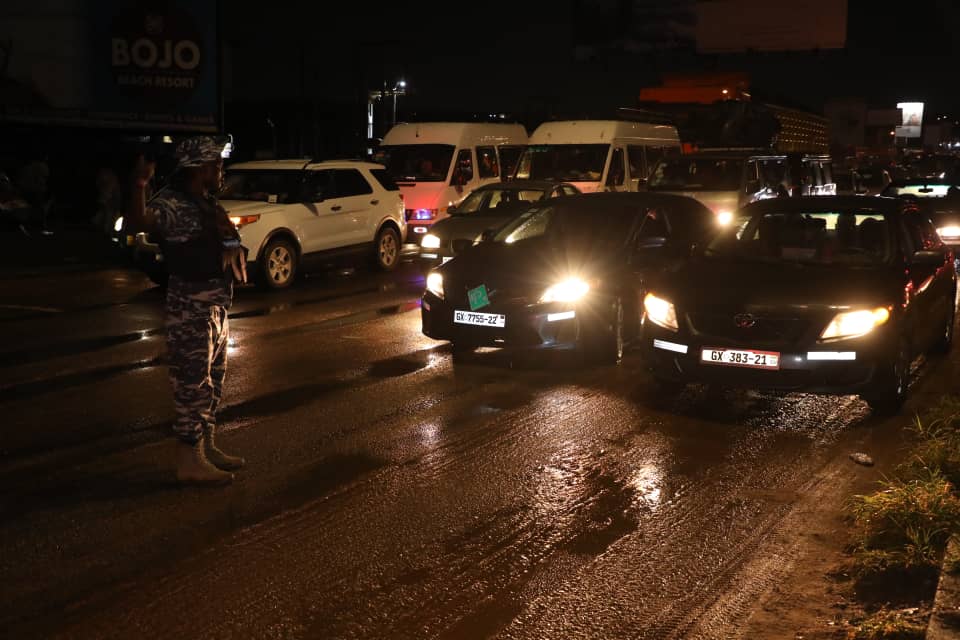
(454, 190, 487, 214)
(650, 157, 744, 191)
(302, 169, 333, 202)
(638, 209, 668, 238)
(495, 206, 555, 244)
(451, 149, 473, 186)
(707, 210, 893, 265)
(562, 185, 579, 196)
(628, 146, 645, 180)
(902, 211, 942, 253)
(498, 145, 525, 179)
(605, 148, 625, 187)
(369, 168, 399, 191)
(486, 189, 545, 209)
(220, 170, 304, 204)
(331, 169, 373, 198)
(372, 144, 454, 182)
(515, 144, 609, 182)
(477, 146, 499, 179)
(644, 146, 679, 181)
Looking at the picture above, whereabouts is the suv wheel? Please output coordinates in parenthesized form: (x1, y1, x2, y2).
(260, 238, 298, 289)
(375, 226, 400, 271)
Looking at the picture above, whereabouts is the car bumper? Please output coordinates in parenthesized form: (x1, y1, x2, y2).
(421, 293, 586, 350)
(640, 324, 893, 395)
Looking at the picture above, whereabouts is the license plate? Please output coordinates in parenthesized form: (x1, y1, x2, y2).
(701, 348, 780, 370)
(454, 310, 505, 328)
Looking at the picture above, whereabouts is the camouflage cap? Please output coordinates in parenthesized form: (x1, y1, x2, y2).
(174, 136, 226, 168)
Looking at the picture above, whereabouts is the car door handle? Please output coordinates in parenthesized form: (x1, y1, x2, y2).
(370, 199, 379, 205)
(331, 205, 342, 212)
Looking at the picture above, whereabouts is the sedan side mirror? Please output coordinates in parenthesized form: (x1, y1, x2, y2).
(912, 249, 947, 265)
(452, 238, 474, 254)
(480, 228, 497, 243)
(447, 205, 459, 215)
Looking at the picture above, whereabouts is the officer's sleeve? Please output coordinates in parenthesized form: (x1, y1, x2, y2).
(147, 197, 173, 236)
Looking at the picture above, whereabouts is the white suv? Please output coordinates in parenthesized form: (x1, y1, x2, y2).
(221, 159, 406, 288)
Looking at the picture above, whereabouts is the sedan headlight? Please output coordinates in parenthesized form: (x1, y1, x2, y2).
(938, 225, 960, 241)
(539, 278, 590, 303)
(643, 293, 678, 332)
(421, 233, 442, 249)
(114, 216, 124, 233)
(426, 272, 444, 298)
(716, 210, 734, 226)
(820, 307, 890, 341)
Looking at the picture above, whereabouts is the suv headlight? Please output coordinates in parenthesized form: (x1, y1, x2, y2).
(539, 278, 590, 303)
(426, 272, 444, 298)
(644, 293, 678, 331)
(421, 234, 442, 249)
(820, 307, 890, 341)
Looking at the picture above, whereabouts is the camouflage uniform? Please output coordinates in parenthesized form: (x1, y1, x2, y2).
(149, 138, 234, 445)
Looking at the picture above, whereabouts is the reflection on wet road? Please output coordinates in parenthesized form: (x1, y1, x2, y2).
(0, 261, 942, 639)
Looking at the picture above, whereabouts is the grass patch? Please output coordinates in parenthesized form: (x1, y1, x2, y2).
(848, 468, 960, 576)
(846, 607, 928, 639)
(840, 397, 960, 620)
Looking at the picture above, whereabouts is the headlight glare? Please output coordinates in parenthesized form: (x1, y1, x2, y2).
(540, 278, 590, 303)
(938, 225, 960, 240)
(421, 234, 441, 249)
(114, 216, 124, 233)
(643, 293, 678, 331)
(820, 307, 890, 341)
(426, 272, 444, 298)
(716, 210, 734, 226)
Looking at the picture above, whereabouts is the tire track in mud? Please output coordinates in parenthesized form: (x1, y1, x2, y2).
(494, 394, 868, 640)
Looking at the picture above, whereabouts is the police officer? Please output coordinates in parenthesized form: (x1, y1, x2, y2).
(128, 136, 246, 486)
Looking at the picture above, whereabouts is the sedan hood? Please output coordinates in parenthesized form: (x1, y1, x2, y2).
(656, 259, 900, 312)
(438, 237, 620, 300)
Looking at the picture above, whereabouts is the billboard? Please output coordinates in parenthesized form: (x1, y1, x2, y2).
(0, 0, 219, 132)
(895, 102, 924, 139)
(695, 0, 848, 53)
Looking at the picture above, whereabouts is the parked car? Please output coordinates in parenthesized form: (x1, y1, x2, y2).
(417, 180, 580, 270)
(421, 192, 719, 362)
(134, 159, 407, 289)
(640, 196, 957, 415)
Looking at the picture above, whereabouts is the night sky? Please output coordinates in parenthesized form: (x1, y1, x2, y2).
(222, 0, 960, 119)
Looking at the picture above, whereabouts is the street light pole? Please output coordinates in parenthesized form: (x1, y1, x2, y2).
(393, 79, 406, 126)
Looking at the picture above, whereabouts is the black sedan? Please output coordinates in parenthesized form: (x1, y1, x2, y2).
(640, 196, 957, 414)
(421, 192, 720, 362)
(418, 180, 580, 271)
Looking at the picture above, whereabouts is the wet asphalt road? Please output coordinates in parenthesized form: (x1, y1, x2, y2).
(0, 256, 955, 639)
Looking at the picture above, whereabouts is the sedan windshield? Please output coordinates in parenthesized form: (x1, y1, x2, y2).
(493, 203, 636, 250)
(372, 144, 455, 182)
(454, 188, 548, 215)
(882, 182, 960, 198)
(515, 145, 609, 182)
(649, 157, 745, 191)
(706, 211, 892, 266)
